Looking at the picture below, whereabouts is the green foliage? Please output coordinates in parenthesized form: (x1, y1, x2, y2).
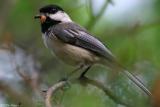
(0, 0, 160, 107)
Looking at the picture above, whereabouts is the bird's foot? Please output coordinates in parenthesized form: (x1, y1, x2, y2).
(58, 77, 71, 90)
(58, 77, 68, 82)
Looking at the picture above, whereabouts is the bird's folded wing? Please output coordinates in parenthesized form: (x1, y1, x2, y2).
(51, 22, 114, 61)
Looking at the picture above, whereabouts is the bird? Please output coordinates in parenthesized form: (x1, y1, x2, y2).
(34, 4, 152, 97)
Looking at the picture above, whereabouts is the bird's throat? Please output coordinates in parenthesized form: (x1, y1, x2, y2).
(41, 20, 61, 33)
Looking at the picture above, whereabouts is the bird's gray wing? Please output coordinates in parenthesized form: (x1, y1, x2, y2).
(51, 23, 114, 61)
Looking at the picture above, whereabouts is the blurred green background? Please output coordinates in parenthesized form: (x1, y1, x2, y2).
(0, 0, 160, 107)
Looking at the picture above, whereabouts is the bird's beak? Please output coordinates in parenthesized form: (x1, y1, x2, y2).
(34, 14, 47, 23)
(34, 15, 41, 19)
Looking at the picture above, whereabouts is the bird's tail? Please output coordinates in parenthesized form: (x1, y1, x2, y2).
(122, 70, 152, 96)
(103, 59, 152, 97)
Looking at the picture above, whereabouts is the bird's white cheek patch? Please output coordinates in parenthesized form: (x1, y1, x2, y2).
(49, 12, 63, 20)
(49, 12, 72, 22)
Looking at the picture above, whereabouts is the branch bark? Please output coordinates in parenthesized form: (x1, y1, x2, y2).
(45, 81, 67, 107)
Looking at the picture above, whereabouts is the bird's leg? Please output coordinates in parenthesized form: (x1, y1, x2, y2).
(60, 67, 81, 81)
(78, 65, 91, 85)
(67, 66, 82, 79)
(59, 65, 83, 82)
(59, 64, 91, 82)
(80, 65, 91, 78)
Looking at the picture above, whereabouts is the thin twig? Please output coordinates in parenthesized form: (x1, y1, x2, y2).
(86, 0, 112, 30)
(0, 82, 36, 107)
(86, 0, 94, 19)
(5, 43, 41, 93)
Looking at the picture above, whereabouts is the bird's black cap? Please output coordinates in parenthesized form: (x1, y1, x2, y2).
(39, 4, 64, 14)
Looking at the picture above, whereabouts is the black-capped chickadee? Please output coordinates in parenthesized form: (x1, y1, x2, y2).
(35, 4, 151, 96)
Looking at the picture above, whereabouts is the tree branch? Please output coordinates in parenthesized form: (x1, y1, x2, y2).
(79, 76, 130, 106)
(45, 76, 131, 107)
(45, 81, 67, 107)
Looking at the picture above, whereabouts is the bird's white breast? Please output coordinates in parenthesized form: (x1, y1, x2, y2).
(42, 33, 100, 66)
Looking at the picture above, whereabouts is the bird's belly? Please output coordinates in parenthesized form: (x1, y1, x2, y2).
(43, 34, 100, 66)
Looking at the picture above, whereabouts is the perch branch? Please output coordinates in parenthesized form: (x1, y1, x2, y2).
(45, 81, 67, 107)
(79, 76, 131, 106)
(45, 76, 131, 107)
